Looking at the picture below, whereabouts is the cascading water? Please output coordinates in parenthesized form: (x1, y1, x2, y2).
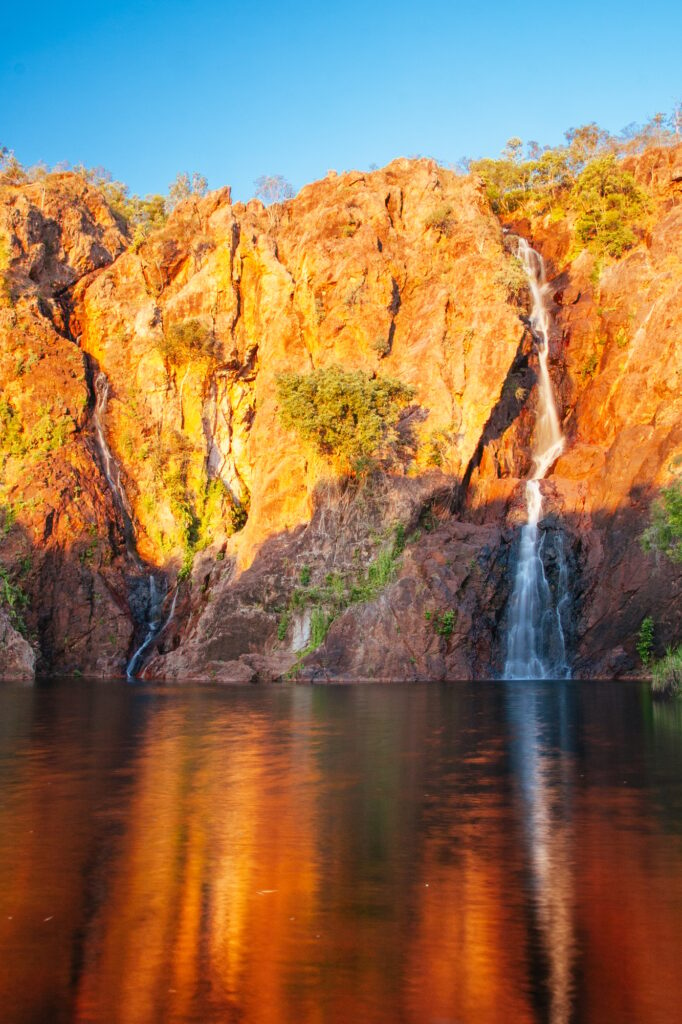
(89, 364, 175, 679)
(126, 581, 178, 679)
(504, 238, 571, 681)
(92, 372, 137, 560)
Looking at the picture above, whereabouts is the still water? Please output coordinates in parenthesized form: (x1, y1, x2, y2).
(0, 680, 681, 1024)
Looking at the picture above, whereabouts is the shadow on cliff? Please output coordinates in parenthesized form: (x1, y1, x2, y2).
(3, 467, 679, 681)
(0, 515, 159, 678)
(143, 473, 681, 683)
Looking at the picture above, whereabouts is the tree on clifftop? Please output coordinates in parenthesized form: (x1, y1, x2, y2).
(254, 175, 294, 206)
(572, 155, 647, 257)
(166, 172, 209, 213)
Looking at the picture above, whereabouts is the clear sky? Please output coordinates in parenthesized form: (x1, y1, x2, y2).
(1, 0, 680, 202)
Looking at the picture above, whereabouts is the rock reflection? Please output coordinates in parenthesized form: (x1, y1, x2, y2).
(0, 682, 681, 1023)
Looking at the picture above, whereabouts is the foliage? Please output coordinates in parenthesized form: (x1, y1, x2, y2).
(281, 523, 407, 657)
(636, 616, 655, 665)
(422, 425, 460, 468)
(308, 607, 333, 650)
(642, 481, 682, 563)
(0, 499, 16, 537)
(424, 204, 455, 236)
(277, 610, 290, 641)
(254, 175, 295, 206)
(424, 608, 456, 637)
(581, 352, 599, 380)
(467, 112, 680, 260)
(495, 254, 528, 302)
(75, 166, 168, 239)
(166, 172, 209, 214)
(143, 427, 248, 572)
(0, 398, 72, 468)
(158, 318, 216, 365)
(0, 151, 169, 244)
(651, 646, 682, 697)
(276, 365, 415, 474)
(0, 147, 28, 184)
(229, 491, 250, 533)
(572, 156, 647, 257)
(371, 336, 391, 357)
(0, 563, 29, 635)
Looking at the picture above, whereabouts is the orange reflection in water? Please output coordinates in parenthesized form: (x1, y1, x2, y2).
(0, 684, 682, 1024)
(404, 797, 536, 1024)
(73, 702, 324, 1024)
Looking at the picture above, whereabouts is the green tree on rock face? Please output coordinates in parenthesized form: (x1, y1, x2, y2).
(643, 480, 682, 563)
(642, 480, 682, 695)
(276, 365, 415, 474)
(571, 155, 647, 257)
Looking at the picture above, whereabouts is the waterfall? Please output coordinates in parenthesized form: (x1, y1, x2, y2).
(92, 372, 138, 561)
(89, 364, 175, 679)
(126, 582, 178, 680)
(504, 238, 571, 681)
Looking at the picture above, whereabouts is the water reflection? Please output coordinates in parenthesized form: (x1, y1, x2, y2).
(0, 681, 681, 1023)
(506, 683, 576, 1024)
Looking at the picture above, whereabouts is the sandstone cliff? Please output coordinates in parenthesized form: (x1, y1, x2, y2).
(0, 148, 680, 681)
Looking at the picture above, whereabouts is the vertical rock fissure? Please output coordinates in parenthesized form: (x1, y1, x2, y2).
(87, 356, 173, 678)
(503, 238, 571, 681)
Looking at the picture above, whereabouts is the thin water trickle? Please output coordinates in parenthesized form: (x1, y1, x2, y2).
(91, 367, 172, 679)
(504, 238, 570, 680)
(93, 373, 136, 555)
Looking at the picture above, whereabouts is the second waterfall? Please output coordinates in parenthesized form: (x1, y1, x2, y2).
(504, 238, 571, 681)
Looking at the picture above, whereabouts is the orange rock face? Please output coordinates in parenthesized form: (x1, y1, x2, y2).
(1, 149, 680, 681)
(0, 174, 133, 677)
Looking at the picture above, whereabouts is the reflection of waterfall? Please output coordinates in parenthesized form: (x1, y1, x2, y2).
(506, 682, 576, 1024)
(126, 584, 178, 680)
(504, 239, 570, 680)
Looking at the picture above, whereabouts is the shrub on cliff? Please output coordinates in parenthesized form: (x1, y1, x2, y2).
(276, 365, 415, 474)
(424, 204, 455, 236)
(158, 319, 216, 366)
(0, 564, 28, 635)
(0, 399, 72, 469)
(642, 480, 682, 563)
(651, 646, 682, 698)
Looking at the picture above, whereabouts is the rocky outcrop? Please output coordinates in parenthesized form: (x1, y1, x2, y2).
(1, 147, 681, 681)
(0, 174, 133, 676)
(67, 159, 525, 681)
(0, 610, 35, 681)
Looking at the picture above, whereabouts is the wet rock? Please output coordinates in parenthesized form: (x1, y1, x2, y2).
(0, 611, 35, 682)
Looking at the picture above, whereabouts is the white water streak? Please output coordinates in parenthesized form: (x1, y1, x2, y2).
(126, 584, 179, 680)
(504, 239, 569, 680)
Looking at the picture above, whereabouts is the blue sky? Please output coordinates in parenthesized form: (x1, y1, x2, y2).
(1, 0, 680, 202)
